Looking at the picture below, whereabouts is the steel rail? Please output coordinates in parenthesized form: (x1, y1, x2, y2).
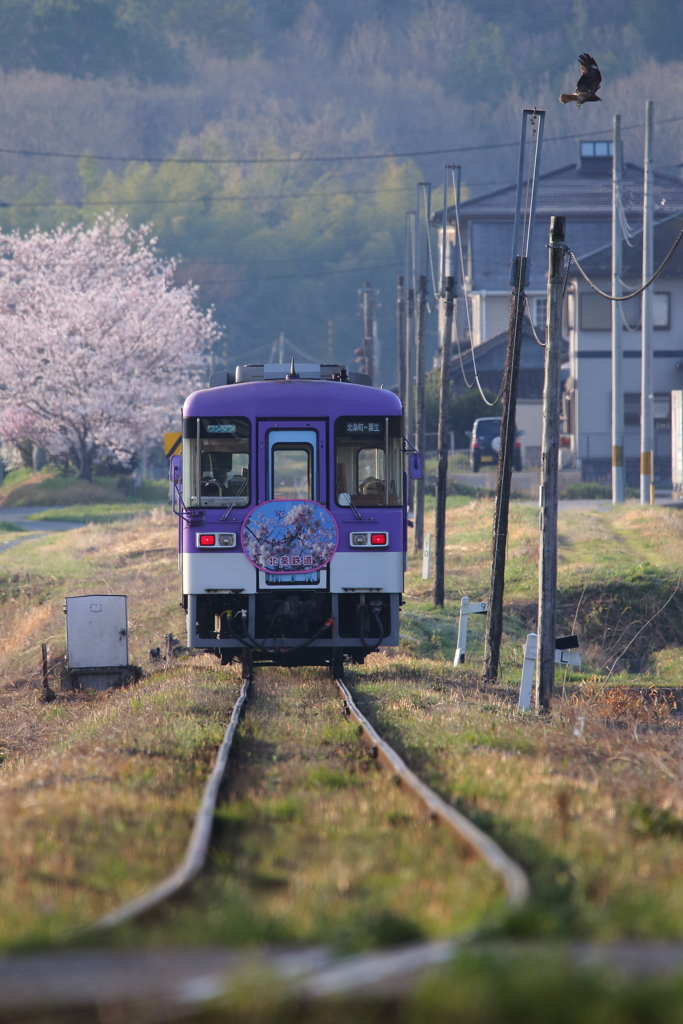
(93, 675, 251, 930)
(0, 667, 533, 1013)
(92, 667, 527, 941)
(333, 676, 529, 908)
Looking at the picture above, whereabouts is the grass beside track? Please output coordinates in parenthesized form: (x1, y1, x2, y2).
(104, 669, 503, 953)
(26, 503, 164, 523)
(0, 660, 241, 950)
(0, 465, 168, 508)
(4, 497, 683, 992)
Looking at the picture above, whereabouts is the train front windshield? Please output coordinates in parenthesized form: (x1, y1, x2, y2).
(182, 417, 250, 507)
(335, 416, 402, 507)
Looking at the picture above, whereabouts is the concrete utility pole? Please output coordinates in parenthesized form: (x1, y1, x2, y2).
(482, 255, 526, 686)
(537, 217, 566, 713)
(362, 281, 375, 384)
(404, 211, 416, 452)
(612, 114, 625, 504)
(434, 276, 455, 607)
(397, 276, 406, 406)
(413, 273, 427, 554)
(641, 100, 654, 505)
(405, 283, 415, 447)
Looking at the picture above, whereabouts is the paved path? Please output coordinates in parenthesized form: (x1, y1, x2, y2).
(2, 942, 683, 1014)
(0, 506, 85, 554)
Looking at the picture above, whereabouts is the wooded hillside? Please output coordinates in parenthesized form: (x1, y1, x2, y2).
(0, 0, 681, 379)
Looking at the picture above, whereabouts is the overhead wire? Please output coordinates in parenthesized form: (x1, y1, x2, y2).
(3, 114, 683, 166)
(0, 185, 415, 209)
(616, 179, 640, 247)
(524, 297, 546, 346)
(422, 183, 439, 300)
(452, 164, 503, 406)
(187, 261, 401, 285)
(568, 221, 683, 301)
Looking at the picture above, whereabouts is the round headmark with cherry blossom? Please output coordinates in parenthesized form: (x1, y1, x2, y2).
(241, 500, 338, 574)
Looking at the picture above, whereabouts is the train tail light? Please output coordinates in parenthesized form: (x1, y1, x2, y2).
(370, 533, 387, 546)
(198, 534, 216, 546)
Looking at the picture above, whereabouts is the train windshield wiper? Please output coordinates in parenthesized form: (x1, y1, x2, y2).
(336, 482, 362, 520)
(220, 477, 248, 521)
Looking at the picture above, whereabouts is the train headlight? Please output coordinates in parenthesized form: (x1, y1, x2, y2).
(198, 534, 216, 546)
(350, 532, 389, 547)
(217, 533, 236, 547)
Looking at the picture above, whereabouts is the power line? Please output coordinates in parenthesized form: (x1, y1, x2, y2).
(2, 115, 683, 167)
(183, 256, 392, 267)
(0, 185, 414, 209)
(185, 261, 402, 285)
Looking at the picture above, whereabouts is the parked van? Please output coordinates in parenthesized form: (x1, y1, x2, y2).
(469, 417, 522, 472)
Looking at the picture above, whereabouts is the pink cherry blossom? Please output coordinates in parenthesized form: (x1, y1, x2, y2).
(0, 214, 218, 478)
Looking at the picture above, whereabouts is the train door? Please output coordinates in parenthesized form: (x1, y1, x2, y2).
(255, 419, 329, 593)
(256, 420, 327, 505)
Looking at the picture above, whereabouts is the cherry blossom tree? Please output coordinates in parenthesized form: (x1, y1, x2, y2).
(0, 215, 217, 479)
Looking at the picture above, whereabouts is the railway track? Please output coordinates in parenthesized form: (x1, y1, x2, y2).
(0, 666, 529, 1016)
(95, 665, 527, 955)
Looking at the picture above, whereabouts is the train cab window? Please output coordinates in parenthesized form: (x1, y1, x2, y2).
(182, 417, 250, 507)
(335, 416, 402, 507)
(268, 429, 317, 500)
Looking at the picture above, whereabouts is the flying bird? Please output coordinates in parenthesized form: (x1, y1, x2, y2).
(560, 53, 602, 106)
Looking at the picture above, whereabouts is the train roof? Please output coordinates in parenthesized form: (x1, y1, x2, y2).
(184, 363, 402, 419)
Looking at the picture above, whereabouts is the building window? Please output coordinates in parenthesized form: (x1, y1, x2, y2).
(620, 292, 670, 330)
(624, 393, 640, 427)
(580, 292, 611, 331)
(654, 393, 671, 429)
(621, 296, 640, 330)
(654, 292, 670, 329)
(623, 393, 671, 429)
(581, 141, 613, 158)
(566, 293, 575, 330)
(533, 296, 547, 328)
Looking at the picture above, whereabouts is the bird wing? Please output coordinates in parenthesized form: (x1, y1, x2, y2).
(577, 52, 601, 93)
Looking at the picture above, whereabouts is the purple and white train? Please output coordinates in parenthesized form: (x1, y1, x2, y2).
(170, 361, 420, 678)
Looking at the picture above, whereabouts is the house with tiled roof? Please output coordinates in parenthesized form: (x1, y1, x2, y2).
(434, 141, 683, 482)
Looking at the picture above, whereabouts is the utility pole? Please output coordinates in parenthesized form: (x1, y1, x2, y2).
(355, 282, 375, 383)
(397, 276, 406, 406)
(413, 273, 427, 554)
(278, 331, 285, 364)
(405, 283, 415, 447)
(641, 100, 654, 505)
(482, 255, 526, 686)
(612, 114, 625, 504)
(537, 217, 566, 713)
(404, 211, 416, 452)
(482, 107, 544, 688)
(434, 275, 454, 606)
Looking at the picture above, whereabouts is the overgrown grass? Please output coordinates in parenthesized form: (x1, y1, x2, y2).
(344, 656, 683, 940)
(0, 466, 168, 508)
(27, 502, 164, 523)
(102, 670, 503, 953)
(192, 947, 683, 1024)
(5, 494, 683, 992)
(0, 660, 242, 950)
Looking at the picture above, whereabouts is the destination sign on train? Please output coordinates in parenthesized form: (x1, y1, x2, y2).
(343, 421, 382, 433)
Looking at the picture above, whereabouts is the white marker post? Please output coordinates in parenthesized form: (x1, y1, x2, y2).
(422, 532, 432, 580)
(518, 633, 581, 711)
(453, 596, 488, 665)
